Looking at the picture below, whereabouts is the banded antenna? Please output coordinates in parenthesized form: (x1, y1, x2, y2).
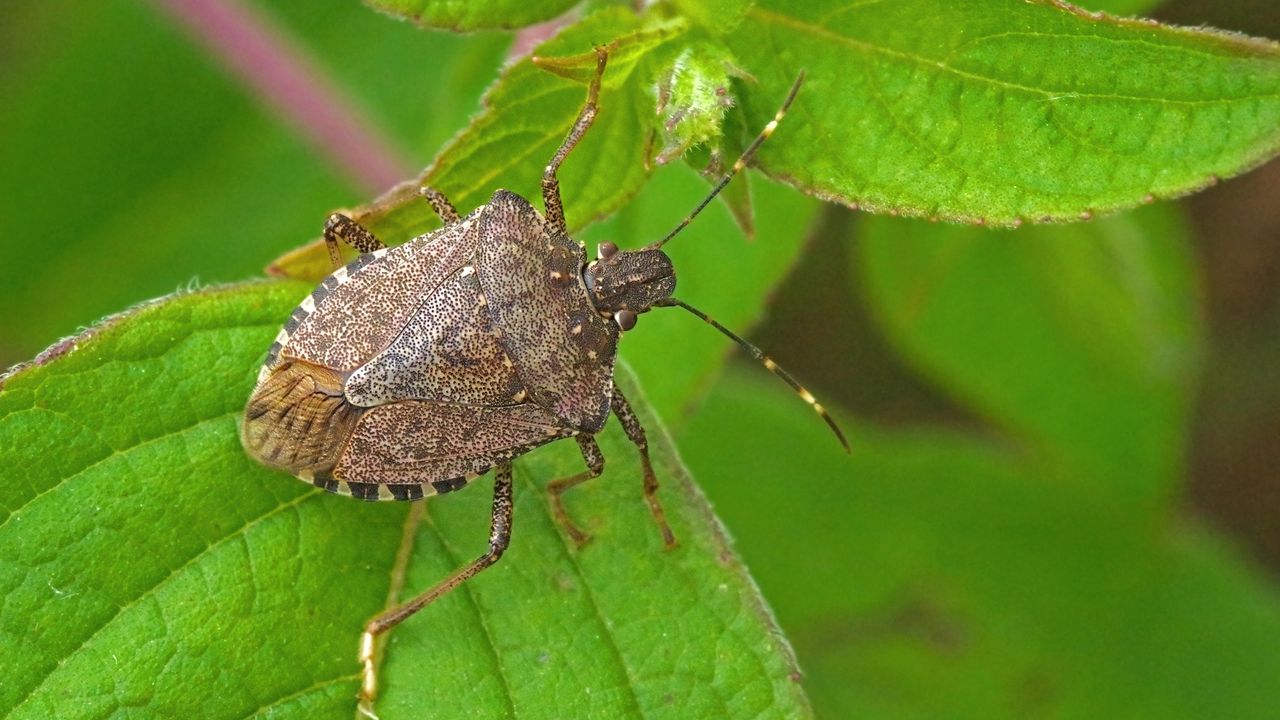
(652, 70, 806, 249)
(645, 71, 844, 448)
(649, 71, 847, 452)
(658, 298, 850, 453)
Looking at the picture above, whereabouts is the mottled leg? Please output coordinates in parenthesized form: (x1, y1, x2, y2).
(419, 186, 459, 223)
(541, 48, 607, 237)
(547, 434, 605, 546)
(611, 385, 678, 549)
(324, 213, 385, 271)
(357, 464, 514, 718)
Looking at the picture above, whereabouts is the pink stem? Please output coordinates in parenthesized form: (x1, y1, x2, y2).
(150, 0, 414, 195)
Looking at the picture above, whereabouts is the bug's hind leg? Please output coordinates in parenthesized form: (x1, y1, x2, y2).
(541, 48, 607, 237)
(357, 464, 514, 718)
(324, 213, 385, 271)
(611, 385, 678, 549)
(419, 186, 459, 223)
(548, 434, 605, 546)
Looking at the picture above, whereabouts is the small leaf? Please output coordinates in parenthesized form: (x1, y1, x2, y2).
(364, 0, 580, 31)
(653, 42, 742, 165)
(350, 8, 688, 248)
(724, 0, 1280, 225)
(687, 100, 760, 238)
(0, 283, 812, 718)
(856, 204, 1202, 507)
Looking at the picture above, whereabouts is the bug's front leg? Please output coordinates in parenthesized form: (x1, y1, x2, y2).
(418, 186, 459, 223)
(324, 213, 386, 271)
(357, 464, 514, 718)
(541, 48, 607, 237)
(611, 385, 678, 549)
(547, 434, 605, 546)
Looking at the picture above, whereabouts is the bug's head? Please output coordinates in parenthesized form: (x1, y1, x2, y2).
(582, 241, 676, 331)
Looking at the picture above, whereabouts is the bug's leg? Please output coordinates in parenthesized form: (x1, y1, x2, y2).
(418, 186, 459, 223)
(324, 213, 385, 271)
(357, 464, 514, 717)
(541, 48, 607, 237)
(611, 385, 678, 549)
(547, 434, 605, 546)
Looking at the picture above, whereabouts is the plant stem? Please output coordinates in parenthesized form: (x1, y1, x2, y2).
(150, 0, 414, 195)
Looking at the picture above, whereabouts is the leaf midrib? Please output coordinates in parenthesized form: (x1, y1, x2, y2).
(419, 503, 521, 719)
(749, 6, 1280, 106)
(522, 471, 651, 718)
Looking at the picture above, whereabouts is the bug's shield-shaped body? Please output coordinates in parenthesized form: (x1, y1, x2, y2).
(241, 190, 620, 499)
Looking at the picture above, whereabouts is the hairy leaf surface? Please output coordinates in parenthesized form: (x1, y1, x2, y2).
(725, 0, 1280, 224)
(365, 0, 580, 31)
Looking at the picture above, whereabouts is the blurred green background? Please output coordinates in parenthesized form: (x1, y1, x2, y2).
(3, 1, 1280, 717)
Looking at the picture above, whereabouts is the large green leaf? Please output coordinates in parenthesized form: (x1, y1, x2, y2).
(365, 0, 579, 31)
(683, 369, 1280, 719)
(0, 284, 812, 719)
(724, 0, 1280, 224)
(856, 204, 1201, 508)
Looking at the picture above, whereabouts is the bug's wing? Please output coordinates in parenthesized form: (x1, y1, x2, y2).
(343, 263, 526, 407)
(242, 359, 363, 475)
(475, 190, 619, 433)
(334, 400, 572, 490)
(281, 216, 482, 373)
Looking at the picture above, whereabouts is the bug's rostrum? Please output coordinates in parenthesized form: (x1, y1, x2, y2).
(582, 246, 676, 319)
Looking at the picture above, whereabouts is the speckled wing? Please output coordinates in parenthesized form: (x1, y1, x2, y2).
(332, 400, 572, 496)
(474, 190, 619, 433)
(278, 211, 483, 373)
(343, 260, 526, 408)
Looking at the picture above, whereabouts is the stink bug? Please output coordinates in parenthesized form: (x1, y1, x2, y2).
(241, 49, 847, 716)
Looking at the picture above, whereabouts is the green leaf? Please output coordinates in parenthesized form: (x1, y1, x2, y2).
(856, 204, 1202, 507)
(1081, 0, 1167, 16)
(364, 0, 580, 31)
(723, 0, 1280, 225)
(653, 41, 742, 165)
(0, 283, 811, 719)
(683, 369, 1280, 719)
(348, 7, 689, 250)
(671, 0, 750, 34)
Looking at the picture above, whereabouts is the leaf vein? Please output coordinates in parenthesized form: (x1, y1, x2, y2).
(0, 411, 238, 532)
(750, 7, 1280, 106)
(5, 489, 321, 716)
(418, 502, 521, 719)
(237, 673, 361, 720)
(522, 473, 649, 718)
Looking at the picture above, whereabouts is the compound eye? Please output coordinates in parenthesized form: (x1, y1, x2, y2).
(614, 309, 637, 331)
(598, 241, 619, 260)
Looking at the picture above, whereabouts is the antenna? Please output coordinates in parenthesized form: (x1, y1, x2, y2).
(658, 298, 850, 453)
(653, 71, 805, 248)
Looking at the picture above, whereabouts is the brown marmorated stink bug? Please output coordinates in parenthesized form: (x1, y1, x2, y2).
(241, 48, 847, 716)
